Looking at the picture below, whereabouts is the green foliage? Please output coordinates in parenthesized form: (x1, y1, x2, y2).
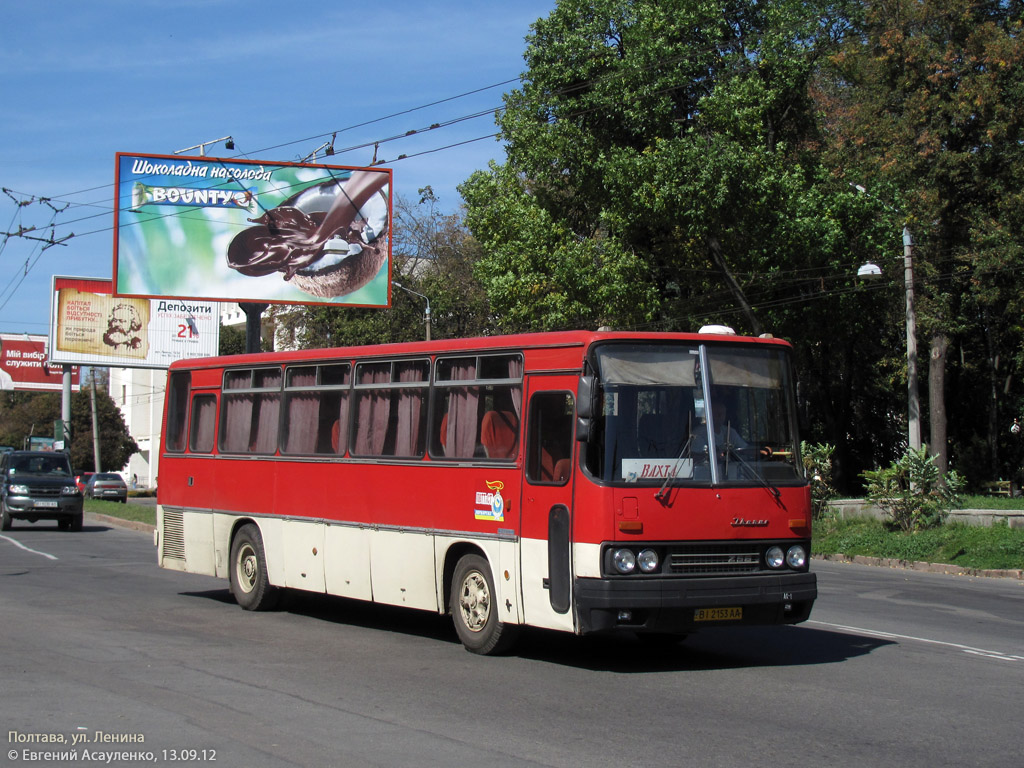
(218, 324, 248, 356)
(813, 516, 1024, 571)
(69, 384, 140, 473)
(462, 0, 855, 334)
(84, 498, 155, 527)
(0, 385, 138, 473)
(279, 191, 492, 347)
(802, 441, 838, 519)
(461, 164, 659, 332)
(862, 446, 965, 531)
(821, 0, 1024, 483)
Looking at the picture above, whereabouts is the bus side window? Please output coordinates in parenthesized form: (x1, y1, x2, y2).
(352, 359, 428, 458)
(188, 394, 217, 453)
(165, 371, 191, 453)
(527, 392, 575, 485)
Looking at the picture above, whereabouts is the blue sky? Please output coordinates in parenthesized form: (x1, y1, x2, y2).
(0, 0, 555, 336)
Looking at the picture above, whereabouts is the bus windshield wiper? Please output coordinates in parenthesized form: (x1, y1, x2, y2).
(655, 417, 694, 504)
(725, 445, 781, 501)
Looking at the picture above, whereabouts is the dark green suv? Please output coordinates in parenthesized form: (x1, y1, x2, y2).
(1, 451, 84, 531)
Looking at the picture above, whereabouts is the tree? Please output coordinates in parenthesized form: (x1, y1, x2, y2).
(820, 0, 1024, 483)
(0, 385, 138, 472)
(462, 0, 911, 489)
(275, 189, 492, 348)
(463, 0, 863, 332)
(69, 383, 139, 472)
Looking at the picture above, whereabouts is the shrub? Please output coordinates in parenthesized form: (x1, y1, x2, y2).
(862, 446, 965, 532)
(802, 441, 837, 520)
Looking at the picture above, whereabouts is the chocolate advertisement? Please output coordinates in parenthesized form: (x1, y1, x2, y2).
(48, 277, 220, 369)
(114, 154, 392, 307)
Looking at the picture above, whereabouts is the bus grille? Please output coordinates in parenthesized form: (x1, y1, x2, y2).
(668, 543, 762, 575)
(162, 508, 185, 561)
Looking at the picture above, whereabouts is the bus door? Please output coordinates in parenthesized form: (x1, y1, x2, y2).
(519, 376, 576, 633)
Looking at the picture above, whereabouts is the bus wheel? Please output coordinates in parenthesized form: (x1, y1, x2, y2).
(230, 524, 280, 611)
(451, 554, 518, 655)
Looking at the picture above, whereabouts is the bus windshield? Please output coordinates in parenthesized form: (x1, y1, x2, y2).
(586, 342, 803, 486)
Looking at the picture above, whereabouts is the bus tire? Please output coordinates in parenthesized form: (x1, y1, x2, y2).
(450, 554, 518, 655)
(230, 524, 280, 611)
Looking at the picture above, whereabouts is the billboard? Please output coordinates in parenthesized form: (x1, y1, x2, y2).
(48, 277, 220, 369)
(0, 333, 79, 392)
(113, 153, 392, 307)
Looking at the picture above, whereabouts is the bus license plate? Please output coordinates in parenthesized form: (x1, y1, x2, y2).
(35, 501, 59, 508)
(695, 607, 742, 622)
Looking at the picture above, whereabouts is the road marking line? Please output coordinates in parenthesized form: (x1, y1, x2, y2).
(0, 534, 58, 560)
(808, 619, 1022, 663)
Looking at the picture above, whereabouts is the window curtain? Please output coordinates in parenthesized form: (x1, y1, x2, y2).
(354, 366, 391, 455)
(508, 357, 523, 419)
(189, 396, 216, 453)
(393, 362, 425, 457)
(283, 370, 319, 454)
(445, 361, 478, 458)
(220, 373, 252, 453)
(333, 391, 350, 454)
(251, 394, 281, 453)
(221, 395, 253, 453)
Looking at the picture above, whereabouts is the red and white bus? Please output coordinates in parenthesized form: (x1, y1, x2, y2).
(156, 328, 816, 653)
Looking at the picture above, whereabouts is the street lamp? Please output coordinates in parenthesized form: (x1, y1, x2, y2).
(854, 185, 921, 451)
(392, 281, 431, 341)
(174, 136, 235, 157)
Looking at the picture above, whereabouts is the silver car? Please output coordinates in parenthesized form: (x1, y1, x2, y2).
(85, 473, 128, 503)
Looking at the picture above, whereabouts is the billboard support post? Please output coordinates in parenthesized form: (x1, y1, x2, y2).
(90, 374, 102, 473)
(240, 302, 268, 354)
(62, 365, 73, 452)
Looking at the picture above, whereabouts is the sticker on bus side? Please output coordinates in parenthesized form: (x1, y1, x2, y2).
(474, 480, 505, 522)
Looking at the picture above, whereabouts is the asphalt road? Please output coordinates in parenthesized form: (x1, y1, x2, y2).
(2, 516, 1021, 768)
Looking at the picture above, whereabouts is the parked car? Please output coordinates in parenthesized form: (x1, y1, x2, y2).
(74, 472, 94, 493)
(84, 473, 128, 503)
(1, 450, 83, 531)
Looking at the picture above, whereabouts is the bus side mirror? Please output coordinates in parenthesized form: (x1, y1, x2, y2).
(576, 417, 591, 443)
(576, 375, 597, 442)
(577, 375, 596, 419)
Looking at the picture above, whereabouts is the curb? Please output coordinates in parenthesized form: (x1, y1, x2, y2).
(89, 512, 155, 535)
(814, 553, 1024, 580)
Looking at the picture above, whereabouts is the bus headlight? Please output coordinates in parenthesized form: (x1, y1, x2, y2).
(612, 548, 636, 574)
(786, 545, 807, 569)
(765, 546, 785, 569)
(637, 549, 660, 573)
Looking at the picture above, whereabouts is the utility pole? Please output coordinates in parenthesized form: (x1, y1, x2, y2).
(903, 226, 921, 451)
(90, 371, 102, 472)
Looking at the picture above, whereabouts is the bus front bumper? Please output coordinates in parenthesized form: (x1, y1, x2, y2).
(574, 571, 817, 634)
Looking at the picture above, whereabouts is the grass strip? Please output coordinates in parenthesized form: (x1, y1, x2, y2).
(85, 498, 156, 527)
(813, 516, 1024, 571)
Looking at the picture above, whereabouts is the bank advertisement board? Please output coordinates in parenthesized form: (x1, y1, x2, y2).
(0, 333, 79, 392)
(113, 153, 392, 307)
(47, 277, 220, 369)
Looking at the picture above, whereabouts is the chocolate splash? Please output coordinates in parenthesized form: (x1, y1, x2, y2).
(226, 171, 389, 298)
(227, 207, 331, 280)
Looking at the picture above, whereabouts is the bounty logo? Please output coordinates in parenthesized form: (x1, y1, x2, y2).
(474, 480, 505, 522)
